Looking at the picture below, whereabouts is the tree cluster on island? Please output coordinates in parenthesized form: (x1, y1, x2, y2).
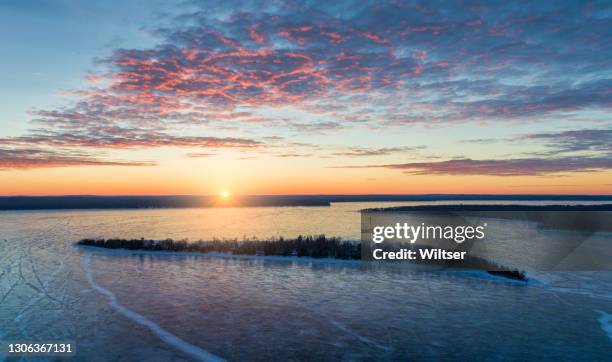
(78, 236, 526, 281)
(78, 235, 361, 260)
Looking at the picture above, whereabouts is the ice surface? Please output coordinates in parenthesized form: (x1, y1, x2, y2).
(0, 203, 610, 360)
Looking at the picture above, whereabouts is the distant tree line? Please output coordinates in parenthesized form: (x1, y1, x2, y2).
(78, 235, 361, 260)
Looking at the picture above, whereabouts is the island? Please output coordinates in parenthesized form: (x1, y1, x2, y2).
(77, 236, 527, 281)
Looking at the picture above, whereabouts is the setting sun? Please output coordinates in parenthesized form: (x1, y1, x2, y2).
(220, 191, 231, 198)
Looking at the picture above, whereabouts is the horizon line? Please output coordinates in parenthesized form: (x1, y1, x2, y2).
(2, 193, 612, 198)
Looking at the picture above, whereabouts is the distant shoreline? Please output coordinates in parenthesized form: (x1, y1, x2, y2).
(364, 204, 612, 232)
(2, 194, 612, 210)
(364, 204, 612, 212)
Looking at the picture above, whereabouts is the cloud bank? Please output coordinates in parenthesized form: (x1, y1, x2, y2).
(2, 0, 611, 174)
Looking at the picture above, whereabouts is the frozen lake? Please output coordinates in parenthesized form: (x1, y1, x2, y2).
(1, 203, 611, 360)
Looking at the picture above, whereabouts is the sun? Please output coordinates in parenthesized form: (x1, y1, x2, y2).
(220, 191, 230, 198)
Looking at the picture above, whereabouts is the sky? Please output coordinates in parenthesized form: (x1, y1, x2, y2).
(1, 0, 611, 196)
